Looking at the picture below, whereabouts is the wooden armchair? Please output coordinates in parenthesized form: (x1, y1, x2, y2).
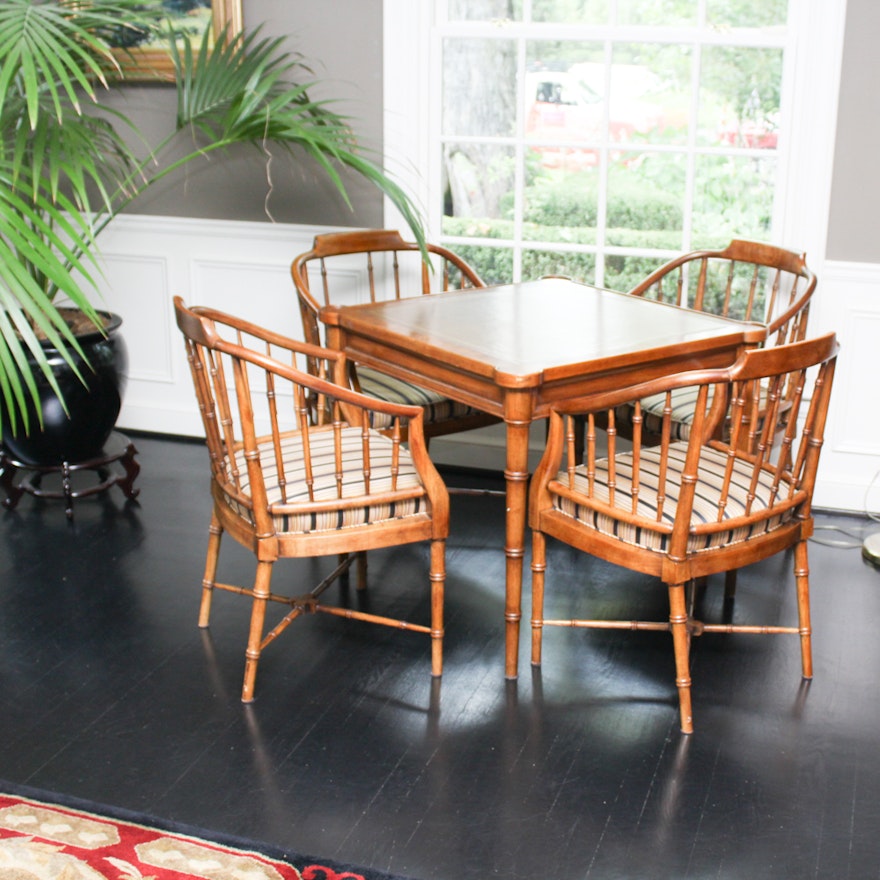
(624, 239, 817, 444)
(174, 297, 449, 702)
(528, 333, 839, 733)
(291, 229, 499, 441)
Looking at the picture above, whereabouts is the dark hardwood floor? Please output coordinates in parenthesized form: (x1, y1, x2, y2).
(2, 433, 880, 879)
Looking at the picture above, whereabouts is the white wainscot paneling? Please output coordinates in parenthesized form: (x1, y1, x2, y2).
(811, 261, 880, 513)
(101, 253, 173, 384)
(95, 215, 333, 438)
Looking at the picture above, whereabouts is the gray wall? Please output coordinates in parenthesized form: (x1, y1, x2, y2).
(119, 1, 875, 265)
(118, 0, 384, 227)
(826, 0, 880, 263)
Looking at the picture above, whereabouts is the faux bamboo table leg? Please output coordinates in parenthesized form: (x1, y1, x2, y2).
(502, 390, 535, 679)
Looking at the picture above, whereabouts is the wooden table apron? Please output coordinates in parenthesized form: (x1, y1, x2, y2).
(321, 278, 767, 678)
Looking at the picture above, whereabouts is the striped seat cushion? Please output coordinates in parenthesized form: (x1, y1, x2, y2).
(357, 366, 483, 429)
(632, 384, 773, 442)
(551, 442, 794, 553)
(637, 386, 706, 441)
(220, 426, 429, 535)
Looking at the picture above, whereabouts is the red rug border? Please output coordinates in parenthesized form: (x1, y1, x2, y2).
(0, 778, 419, 880)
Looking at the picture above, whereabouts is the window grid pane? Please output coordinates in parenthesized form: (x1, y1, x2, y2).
(437, 1, 790, 287)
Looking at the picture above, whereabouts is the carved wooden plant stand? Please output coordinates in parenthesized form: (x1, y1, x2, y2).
(0, 431, 140, 520)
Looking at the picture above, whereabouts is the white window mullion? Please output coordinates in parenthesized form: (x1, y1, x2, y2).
(774, 0, 847, 265)
(513, 33, 527, 282)
(382, 0, 432, 237)
(681, 38, 701, 254)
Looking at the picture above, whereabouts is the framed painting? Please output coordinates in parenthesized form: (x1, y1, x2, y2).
(115, 0, 243, 81)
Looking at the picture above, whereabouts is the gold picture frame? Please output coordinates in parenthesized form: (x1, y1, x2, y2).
(115, 0, 243, 81)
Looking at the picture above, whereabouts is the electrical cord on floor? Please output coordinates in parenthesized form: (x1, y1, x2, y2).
(810, 469, 880, 569)
(811, 524, 871, 549)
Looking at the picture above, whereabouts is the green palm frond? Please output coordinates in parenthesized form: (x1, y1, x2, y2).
(10, 97, 142, 214)
(169, 26, 427, 254)
(0, 0, 164, 126)
(0, 1, 425, 438)
(0, 162, 98, 433)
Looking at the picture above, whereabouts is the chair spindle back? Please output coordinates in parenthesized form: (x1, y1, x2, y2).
(292, 229, 485, 351)
(542, 332, 838, 554)
(628, 239, 816, 347)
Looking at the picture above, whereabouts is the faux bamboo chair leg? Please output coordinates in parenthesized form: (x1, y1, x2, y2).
(337, 551, 367, 591)
(686, 578, 699, 618)
(356, 550, 368, 591)
(530, 530, 547, 666)
(199, 514, 223, 628)
(795, 540, 813, 679)
(242, 560, 274, 703)
(430, 538, 447, 676)
(668, 582, 694, 734)
(724, 570, 738, 601)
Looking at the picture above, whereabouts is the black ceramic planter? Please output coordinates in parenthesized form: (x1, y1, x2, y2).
(2, 312, 128, 467)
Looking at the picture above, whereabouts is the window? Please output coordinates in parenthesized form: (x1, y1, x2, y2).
(384, 1, 845, 294)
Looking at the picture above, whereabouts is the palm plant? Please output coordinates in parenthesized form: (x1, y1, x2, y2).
(0, 0, 424, 439)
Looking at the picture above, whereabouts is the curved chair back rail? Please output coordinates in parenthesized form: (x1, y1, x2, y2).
(174, 296, 449, 702)
(620, 240, 818, 447)
(528, 332, 839, 734)
(291, 229, 498, 441)
(628, 239, 816, 345)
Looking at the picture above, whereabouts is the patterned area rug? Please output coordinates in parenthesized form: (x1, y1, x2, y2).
(0, 783, 413, 880)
